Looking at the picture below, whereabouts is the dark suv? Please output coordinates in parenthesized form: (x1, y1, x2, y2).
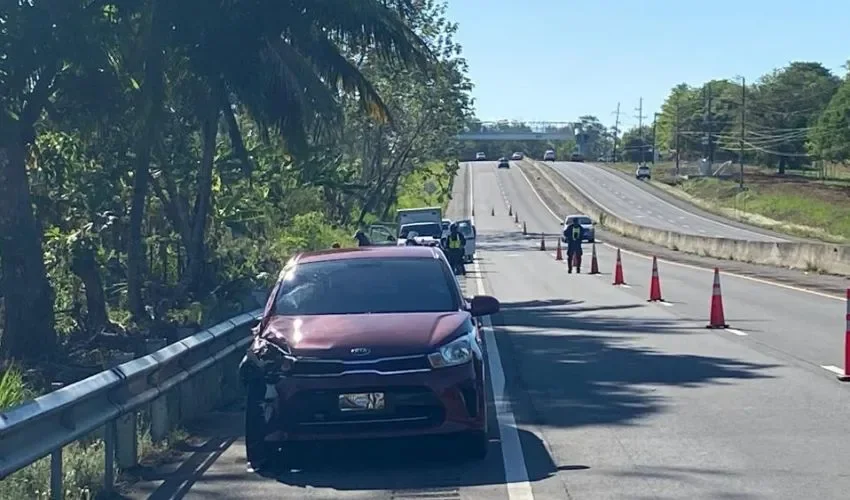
(497, 157, 510, 169)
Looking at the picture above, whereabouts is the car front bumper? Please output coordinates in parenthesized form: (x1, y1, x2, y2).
(262, 358, 486, 443)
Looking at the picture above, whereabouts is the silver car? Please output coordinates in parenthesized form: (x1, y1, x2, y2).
(562, 214, 595, 243)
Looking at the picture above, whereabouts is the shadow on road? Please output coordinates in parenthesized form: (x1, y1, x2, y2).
(492, 298, 780, 430)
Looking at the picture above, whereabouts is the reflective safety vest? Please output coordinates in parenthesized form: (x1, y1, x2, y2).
(569, 225, 581, 242)
(448, 234, 462, 249)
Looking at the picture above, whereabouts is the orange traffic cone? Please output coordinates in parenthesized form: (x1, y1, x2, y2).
(491, 207, 495, 216)
(648, 256, 663, 302)
(589, 241, 600, 274)
(838, 289, 850, 381)
(706, 268, 729, 329)
(555, 239, 563, 261)
(539, 233, 546, 251)
(612, 248, 625, 285)
(514, 211, 519, 223)
(522, 221, 527, 235)
(508, 205, 512, 216)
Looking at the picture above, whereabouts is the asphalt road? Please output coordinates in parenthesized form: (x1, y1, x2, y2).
(545, 161, 788, 242)
(126, 161, 850, 499)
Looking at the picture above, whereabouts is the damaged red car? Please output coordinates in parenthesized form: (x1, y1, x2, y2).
(239, 245, 500, 470)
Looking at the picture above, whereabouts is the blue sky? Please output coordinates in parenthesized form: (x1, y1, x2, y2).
(445, 0, 850, 131)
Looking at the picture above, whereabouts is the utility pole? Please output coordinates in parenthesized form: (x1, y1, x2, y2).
(703, 83, 713, 165)
(612, 102, 621, 162)
(635, 98, 647, 162)
(739, 76, 746, 189)
(651, 112, 659, 166)
(675, 97, 681, 176)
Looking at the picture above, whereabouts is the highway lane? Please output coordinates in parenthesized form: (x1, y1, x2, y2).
(500, 160, 847, 380)
(474, 161, 850, 498)
(545, 161, 787, 242)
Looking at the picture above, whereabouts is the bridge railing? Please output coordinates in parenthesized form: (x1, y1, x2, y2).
(0, 309, 262, 499)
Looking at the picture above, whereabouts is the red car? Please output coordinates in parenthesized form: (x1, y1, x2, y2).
(239, 245, 500, 470)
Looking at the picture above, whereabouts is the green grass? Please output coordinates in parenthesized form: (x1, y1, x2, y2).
(677, 177, 850, 241)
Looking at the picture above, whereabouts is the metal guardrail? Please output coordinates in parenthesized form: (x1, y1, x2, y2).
(0, 308, 262, 499)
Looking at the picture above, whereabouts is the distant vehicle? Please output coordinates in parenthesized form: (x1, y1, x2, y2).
(562, 214, 595, 243)
(543, 149, 556, 161)
(475, 152, 486, 161)
(239, 246, 499, 467)
(497, 157, 510, 169)
(636, 164, 651, 180)
(511, 152, 524, 160)
(570, 152, 584, 162)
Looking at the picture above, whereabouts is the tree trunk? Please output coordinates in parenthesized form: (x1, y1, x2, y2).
(184, 106, 219, 294)
(69, 241, 111, 334)
(0, 120, 57, 360)
(126, 2, 168, 322)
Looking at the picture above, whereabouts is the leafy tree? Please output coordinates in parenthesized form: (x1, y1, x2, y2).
(808, 73, 850, 164)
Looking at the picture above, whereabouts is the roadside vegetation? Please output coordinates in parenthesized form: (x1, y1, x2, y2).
(0, 0, 472, 496)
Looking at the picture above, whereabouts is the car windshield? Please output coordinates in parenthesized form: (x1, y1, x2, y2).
(399, 222, 442, 239)
(273, 258, 457, 315)
(567, 216, 592, 225)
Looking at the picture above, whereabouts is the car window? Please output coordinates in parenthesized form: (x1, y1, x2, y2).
(456, 222, 475, 238)
(273, 258, 458, 315)
(400, 223, 442, 239)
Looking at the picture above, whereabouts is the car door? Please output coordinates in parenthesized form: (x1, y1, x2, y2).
(456, 219, 476, 259)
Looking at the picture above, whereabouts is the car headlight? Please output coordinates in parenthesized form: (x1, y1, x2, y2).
(428, 332, 474, 368)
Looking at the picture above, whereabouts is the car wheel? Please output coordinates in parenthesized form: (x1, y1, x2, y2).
(460, 430, 489, 460)
(588, 238, 595, 243)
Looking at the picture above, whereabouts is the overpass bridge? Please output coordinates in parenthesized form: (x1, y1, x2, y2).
(456, 121, 578, 141)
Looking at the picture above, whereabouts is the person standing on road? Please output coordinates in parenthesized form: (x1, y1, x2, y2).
(563, 219, 583, 273)
(443, 223, 467, 274)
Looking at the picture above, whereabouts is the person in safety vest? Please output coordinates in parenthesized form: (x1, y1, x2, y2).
(563, 219, 584, 273)
(443, 223, 467, 274)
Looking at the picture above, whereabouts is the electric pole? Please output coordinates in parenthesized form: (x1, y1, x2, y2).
(635, 98, 647, 162)
(739, 76, 746, 189)
(703, 83, 713, 164)
(612, 102, 620, 162)
(675, 97, 681, 176)
(651, 112, 660, 166)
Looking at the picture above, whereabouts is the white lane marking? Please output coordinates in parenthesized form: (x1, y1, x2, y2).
(726, 328, 748, 336)
(658, 301, 674, 307)
(513, 162, 844, 302)
(821, 365, 845, 375)
(468, 163, 535, 500)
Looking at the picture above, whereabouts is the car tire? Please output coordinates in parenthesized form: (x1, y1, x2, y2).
(461, 430, 489, 461)
(588, 238, 595, 243)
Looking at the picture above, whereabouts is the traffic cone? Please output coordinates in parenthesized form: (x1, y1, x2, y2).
(612, 248, 625, 285)
(508, 205, 512, 216)
(539, 233, 546, 251)
(838, 289, 850, 381)
(706, 268, 729, 329)
(514, 211, 519, 223)
(491, 207, 495, 216)
(589, 241, 600, 274)
(647, 256, 662, 302)
(522, 221, 527, 235)
(555, 239, 563, 261)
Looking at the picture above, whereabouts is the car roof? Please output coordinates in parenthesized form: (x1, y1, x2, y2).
(295, 245, 443, 265)
(565, 214, 591, 220)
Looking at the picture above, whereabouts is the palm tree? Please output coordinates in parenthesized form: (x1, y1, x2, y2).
(123, 0, 433, 319)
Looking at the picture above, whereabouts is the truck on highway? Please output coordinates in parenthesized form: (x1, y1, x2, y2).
(397, 207, 443, 245)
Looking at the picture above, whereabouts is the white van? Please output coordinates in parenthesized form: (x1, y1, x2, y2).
(543, 149, 556, 161)
(455, 219, 476, 263)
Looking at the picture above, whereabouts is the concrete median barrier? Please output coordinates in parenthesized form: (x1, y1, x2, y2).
(520, 159, 850, 276)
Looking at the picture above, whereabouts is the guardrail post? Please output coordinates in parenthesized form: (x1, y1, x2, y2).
(106, 352, 138, 470)
(50, 448, 63, 500)
(145, 338, 170, 442)
(103, 420, 116, 493)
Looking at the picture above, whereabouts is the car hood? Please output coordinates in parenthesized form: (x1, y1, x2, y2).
(261, 312, 469, 357)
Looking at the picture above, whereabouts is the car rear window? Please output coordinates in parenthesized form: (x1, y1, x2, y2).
(456, 222, 475, 237)
(400, 223, 442, 239)
(273, 258, 458, 316)
(567, 217, 592, 225)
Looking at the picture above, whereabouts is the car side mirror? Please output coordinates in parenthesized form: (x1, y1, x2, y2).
(469, 295, 500, 317)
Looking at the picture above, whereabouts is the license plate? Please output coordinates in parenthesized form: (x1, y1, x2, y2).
(339, 392, 385, 412)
